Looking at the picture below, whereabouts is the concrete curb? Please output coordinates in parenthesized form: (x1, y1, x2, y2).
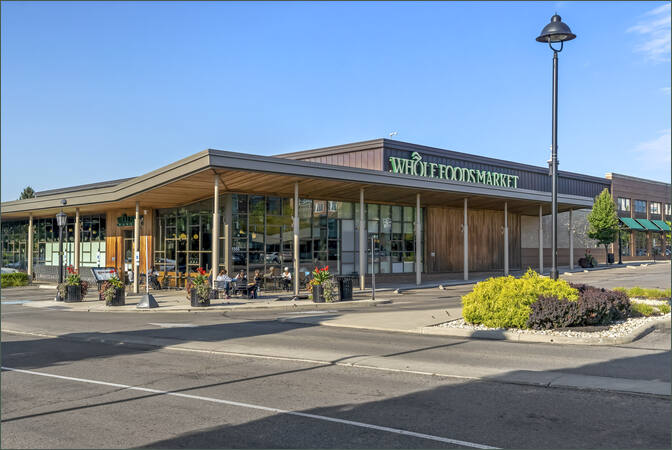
(281, 316, 671, 346)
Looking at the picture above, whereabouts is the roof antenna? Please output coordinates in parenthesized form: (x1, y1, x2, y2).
(389, 131, 398, 138)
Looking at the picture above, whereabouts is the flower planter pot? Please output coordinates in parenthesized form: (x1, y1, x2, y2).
(106, 287, 125, 306)
(190, 288, 211, 307)
(209, 289, 219, 300)
(312, 285, 325, 303)
(65, 285, 82, 302)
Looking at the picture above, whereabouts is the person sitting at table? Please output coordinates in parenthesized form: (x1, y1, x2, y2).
(216, 269, 232, 299)
(248, 269, 262, 299)
(148, 266, 161, 290)
(233, 270, 247, 295)
(281, 267, 292, 291)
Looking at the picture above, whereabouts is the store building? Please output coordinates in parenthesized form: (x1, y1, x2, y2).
(0, 139, 634, 292)
(607, 173, 671, 260)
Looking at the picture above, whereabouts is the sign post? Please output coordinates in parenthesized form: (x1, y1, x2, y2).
(370, 235, 375, 301)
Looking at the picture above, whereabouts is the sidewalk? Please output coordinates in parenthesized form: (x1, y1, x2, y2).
(23, 289, 392, 313)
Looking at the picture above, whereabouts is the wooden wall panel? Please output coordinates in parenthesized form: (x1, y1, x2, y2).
(104, 209, 154, 280)
(300, 149, 384, 171)
(425, 206, 521, 273)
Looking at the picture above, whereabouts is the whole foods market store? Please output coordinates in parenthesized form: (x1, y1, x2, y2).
(1, 140, 610, 292)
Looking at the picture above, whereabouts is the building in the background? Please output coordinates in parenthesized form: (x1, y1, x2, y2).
(1, 139, 665, 287)
(607, 173, 671, 261)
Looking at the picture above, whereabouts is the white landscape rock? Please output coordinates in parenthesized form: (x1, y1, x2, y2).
(436, 314, 671, 340)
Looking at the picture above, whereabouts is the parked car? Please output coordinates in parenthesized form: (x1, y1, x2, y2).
(1, 267, 19, 274)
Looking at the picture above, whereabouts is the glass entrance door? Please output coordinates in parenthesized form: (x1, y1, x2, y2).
(123, 230, 133, 274)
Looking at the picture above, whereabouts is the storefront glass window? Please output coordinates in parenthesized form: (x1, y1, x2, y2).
(155, 195, 424, 280)
(634, 231, 648, 256)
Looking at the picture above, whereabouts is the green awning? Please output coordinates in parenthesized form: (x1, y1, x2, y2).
(652, 220, 671, 231)
(620, 217, 645, 231)
(635, 218, 663, 231)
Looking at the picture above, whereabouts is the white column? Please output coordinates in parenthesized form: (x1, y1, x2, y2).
(415, 193, 421, 286)
(569, 209, 574, 270)
(74, 208, 80, 271)
(133, 202, 140, 294)
(293, 182, 299, 297)
(359, 188, 366, 290)
(504, 202, 509, 276)
(539, 204, 543, 274)
(27, 213, 33, 279)
(224, 194, 232, 274)
(212, 176, 220, 289)
(463, 198, 468, 281)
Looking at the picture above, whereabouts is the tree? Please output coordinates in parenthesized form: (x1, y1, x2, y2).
(19, 186, 35, 200)
(587, 189, 619, 263)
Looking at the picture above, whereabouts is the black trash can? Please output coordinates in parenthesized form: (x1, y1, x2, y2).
(336, 275, 354, 301)
(607, 253, 615, 264)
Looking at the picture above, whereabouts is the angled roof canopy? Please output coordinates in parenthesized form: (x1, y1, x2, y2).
(619, 217, 646, 231)
(652, 220, 671, 232)
(636, 218, 664, 232)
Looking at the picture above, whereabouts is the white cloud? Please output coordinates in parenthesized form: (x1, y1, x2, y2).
(632, 129, 671, 173)
(662, 86, 671, 94)
(627, 3, 671, 62)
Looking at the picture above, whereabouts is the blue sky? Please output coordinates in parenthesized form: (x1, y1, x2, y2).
(1, 1, 670, 201)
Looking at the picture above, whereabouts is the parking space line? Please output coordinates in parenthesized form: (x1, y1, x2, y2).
(1, 366, 498, 449)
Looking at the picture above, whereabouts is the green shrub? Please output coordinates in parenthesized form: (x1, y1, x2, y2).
(462, 269, 578, 329)
(1, 272, 29, 288)
(630, 303, 656, 317)
(658, 303, 671, 314)
(615, 287, 671, 299)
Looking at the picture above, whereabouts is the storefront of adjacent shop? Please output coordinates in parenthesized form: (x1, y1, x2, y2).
(2, 139, 612, 290)
(607, 173, 671, 260)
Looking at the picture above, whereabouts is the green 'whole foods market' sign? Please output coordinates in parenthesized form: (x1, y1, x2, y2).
(388, 152, 519, 189)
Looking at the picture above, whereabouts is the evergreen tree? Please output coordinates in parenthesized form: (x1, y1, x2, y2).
(19, 186, 35, 199)
(587, 189, 619, 263)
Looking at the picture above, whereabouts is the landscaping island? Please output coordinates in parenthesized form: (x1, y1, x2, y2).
(447, 269, 670, 337)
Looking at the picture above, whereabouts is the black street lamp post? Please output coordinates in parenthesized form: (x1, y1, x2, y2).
(55, 199, 67, 301)
(536, 14, 576, 280)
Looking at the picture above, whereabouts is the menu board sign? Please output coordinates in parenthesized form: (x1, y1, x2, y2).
(91, 267, 118, 282)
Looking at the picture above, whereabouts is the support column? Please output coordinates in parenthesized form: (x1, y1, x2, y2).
(224, 194, 232, 274)
(27, 213, 34, 279)
(415, 193, 421, 286)
(359, 188, 366, 290)
(463, 198, 468, 281)
(569, 209, 574, 270)
(74, 208, 80, 272)
(539, 205, 543, 274)
(133, 202, 140, 294)
(293, 183, 300, 297)
(504, 202, 509, 276)
(212, 176, 220, 288)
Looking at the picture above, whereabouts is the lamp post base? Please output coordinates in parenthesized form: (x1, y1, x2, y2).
(550, 269, 559, 280)
(136, 293, 159, 309)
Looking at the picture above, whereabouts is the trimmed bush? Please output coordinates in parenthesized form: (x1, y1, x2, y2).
(1, 272, 29, 288)
(462, 269, 578, 329)
(574, 286, 630, 325)
(659, 303, 671, 314)
(527, 295, 581, 330)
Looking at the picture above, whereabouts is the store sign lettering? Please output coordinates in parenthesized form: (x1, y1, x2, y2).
(116, 214, 144, 227)
(389, 152, 519, 189)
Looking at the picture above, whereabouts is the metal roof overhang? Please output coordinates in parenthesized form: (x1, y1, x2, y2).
(1, 149, 595, 219)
